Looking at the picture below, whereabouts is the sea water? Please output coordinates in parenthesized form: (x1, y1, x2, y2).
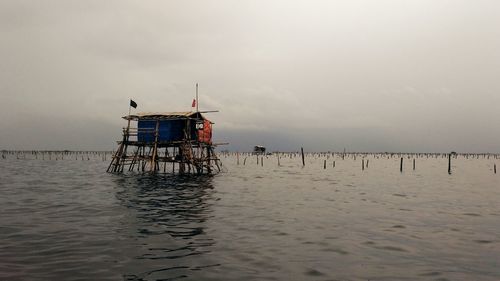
(0, 154, 499, 280)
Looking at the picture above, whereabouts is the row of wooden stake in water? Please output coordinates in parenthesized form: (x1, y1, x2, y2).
(224, 148, 498, 174)
(1, 151, 113, 161)
(3, 150, 499, 174)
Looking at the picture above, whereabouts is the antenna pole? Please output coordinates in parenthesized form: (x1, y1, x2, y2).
(196, 83, 199, 112)
(126, 99, 131, 141)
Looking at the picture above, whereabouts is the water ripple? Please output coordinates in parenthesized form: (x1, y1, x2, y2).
(1, 156, 500, 280)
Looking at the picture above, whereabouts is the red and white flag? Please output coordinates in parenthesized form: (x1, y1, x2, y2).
(191, 99, 196, 108)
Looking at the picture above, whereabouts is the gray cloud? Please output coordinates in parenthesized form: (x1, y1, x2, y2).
(1, 0, 499, 152)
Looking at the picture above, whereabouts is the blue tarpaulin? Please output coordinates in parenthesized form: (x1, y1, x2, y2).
(137, 120, 197, 142)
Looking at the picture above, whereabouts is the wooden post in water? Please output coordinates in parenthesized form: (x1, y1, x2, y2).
(448, 153, 452, 174)
(366, 159, 369, 168)
(362, 159, 364, 171)
(333, 160, 335, 168)
(494, 164, 496, 174)
(413, 159, 415, 170)
(261, 157, 263, 167)
(237, 152, 239, 165)
(301, 147, 305, 166)
(324, 159, 326, 169)
(150, 120, 160, 173)
(400, 157, 403, 172)
(277, 155, 280, 166)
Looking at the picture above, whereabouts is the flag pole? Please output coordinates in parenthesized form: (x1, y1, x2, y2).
(126, 99, 132, 140)
(196, 83, 199, 112)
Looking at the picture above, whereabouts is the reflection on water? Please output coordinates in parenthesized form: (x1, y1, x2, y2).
(113, 174, 220, 281)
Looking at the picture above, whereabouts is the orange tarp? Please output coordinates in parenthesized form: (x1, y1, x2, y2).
(198, 120, 212, 144)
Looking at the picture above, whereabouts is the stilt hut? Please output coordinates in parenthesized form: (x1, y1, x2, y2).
(107, 111, 221, 174)
(253, 145, 266, 155)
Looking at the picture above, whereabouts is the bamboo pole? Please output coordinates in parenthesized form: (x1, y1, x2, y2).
(448, 153, 451, 175)
(301, 147, 305, 166)
(150, 120, 160, 173)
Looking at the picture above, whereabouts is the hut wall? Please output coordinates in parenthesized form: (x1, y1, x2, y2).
(138, 119, 196, 142)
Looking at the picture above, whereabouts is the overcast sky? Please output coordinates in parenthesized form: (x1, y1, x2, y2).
(1, 0, 499, 152)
